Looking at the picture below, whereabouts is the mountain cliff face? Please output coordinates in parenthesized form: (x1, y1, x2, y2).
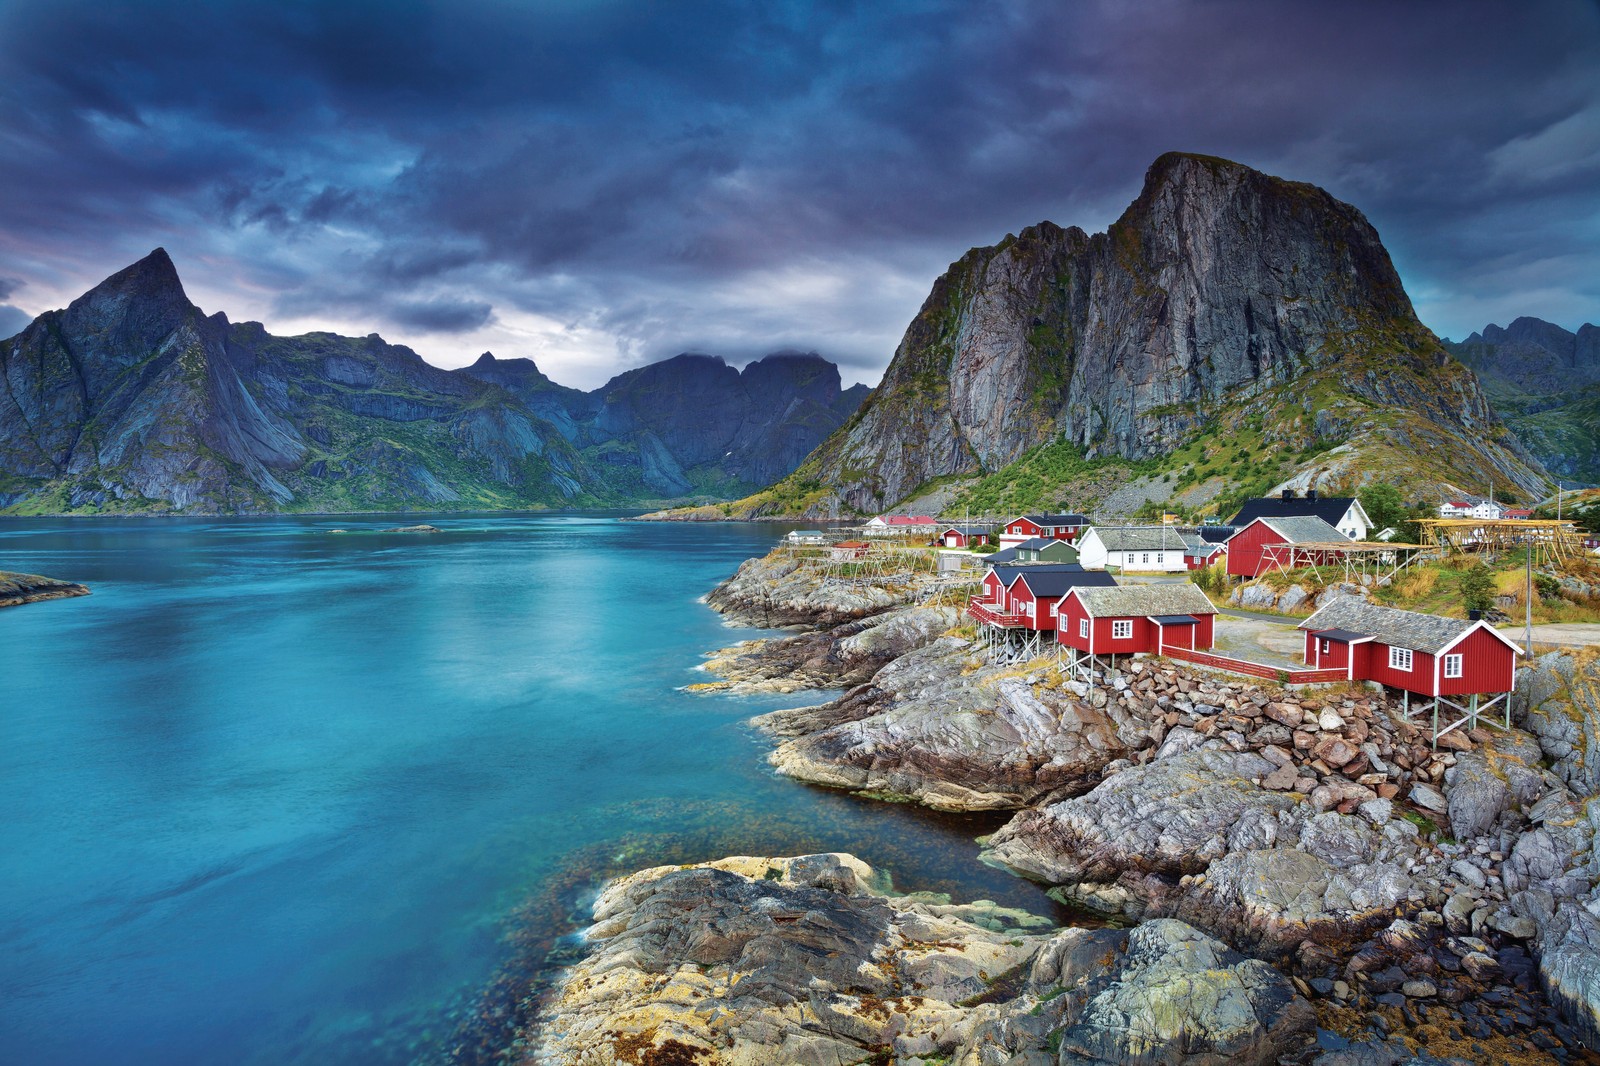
(743, 152, 1548, 516)
(1446, 318, 1600, 482)
(460, 350, 868, 497)
(0, 252, 865, 514)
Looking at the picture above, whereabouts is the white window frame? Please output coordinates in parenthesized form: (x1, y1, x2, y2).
(1112, 620, 1133, 640)
(1443, 653, 1463, 679)
(1389, 646, 1413, 672)
(1141, 553, 1150, 565)
(1079, 617, 1089, 638)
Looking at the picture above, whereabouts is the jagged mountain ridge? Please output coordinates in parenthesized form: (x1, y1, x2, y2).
(0, 251, 866, 513)
(460, 351, 868, 497)
(1445, 318, 1600, 483)
(734, 152, 1548, 517)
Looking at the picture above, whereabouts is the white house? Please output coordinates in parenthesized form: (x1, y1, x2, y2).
(1439, 501, 1473, 518)
(1471, 501, 1505, 521)
(1076, 525, 1191, 572)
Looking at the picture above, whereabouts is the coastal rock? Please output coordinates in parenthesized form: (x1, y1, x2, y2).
(758, 638, 1133, 810)
(526, 853, 1313, 1066)
(1043, 919, 1315, 1066)
(705, 550, 925, 627)
(985, 749, 1293, 884)
(0, 570, 91, 609)
(380, 523, 442, 533)
(1515, 649, 1600, 795)
(691, 606, 959, 694)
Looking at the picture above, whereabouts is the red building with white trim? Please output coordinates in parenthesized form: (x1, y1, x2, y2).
(939, 524, 991, 548)
(1055, 583, 1217, 658)
(1225, 515, 1352, 579)
(1001, 513, 1089, 545)
(1299, 600, 1519, 699)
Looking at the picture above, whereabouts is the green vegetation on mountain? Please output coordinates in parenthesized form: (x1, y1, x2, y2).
(697, 153, 1550, 522)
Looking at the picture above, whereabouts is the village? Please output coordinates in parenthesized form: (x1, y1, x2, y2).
(778, 489, 1600, 750)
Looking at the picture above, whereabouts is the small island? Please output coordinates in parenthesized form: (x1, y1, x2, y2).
(0, 571, 91, 609)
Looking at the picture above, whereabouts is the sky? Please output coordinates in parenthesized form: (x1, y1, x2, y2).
(0, 0, 1596, 391)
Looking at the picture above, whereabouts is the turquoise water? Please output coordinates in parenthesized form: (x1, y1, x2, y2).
(0, 514, 1058, 1065)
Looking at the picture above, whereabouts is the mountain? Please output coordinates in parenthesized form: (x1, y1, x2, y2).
(459, 351, 869, 498)
(1444, 318, 1600, 483)
(0, 251, 865, 514)
(723, 152, 1549, 520)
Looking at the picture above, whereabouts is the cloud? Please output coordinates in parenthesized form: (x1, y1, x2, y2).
(0, 0, 1595, 384)
(0, 304, 31, 337)
(387, 297, 494, 333)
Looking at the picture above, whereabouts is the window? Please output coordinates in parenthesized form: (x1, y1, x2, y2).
(1112, 620, 1133, 640)
(1079, 617, 1089, 638)
(1320, 639, 1331, 655)
(1141, 553, 1150, 564)
(1389, 646, 1413, 671)
(1444, 653, 1463, 679)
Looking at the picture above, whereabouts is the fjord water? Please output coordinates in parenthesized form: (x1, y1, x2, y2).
(0, 515, 1055, 1066)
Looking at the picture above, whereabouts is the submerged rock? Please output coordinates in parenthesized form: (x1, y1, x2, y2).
(379, 523, 443, 533)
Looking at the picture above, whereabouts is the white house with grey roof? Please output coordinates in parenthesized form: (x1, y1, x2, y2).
(1076, 525, 1192, 572)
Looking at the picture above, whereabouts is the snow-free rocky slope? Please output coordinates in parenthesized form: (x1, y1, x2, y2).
(0, 251, 865, 513)
(727, 152, 1548, 518)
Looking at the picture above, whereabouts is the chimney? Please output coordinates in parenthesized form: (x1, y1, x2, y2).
(1468, 609, 1483, 622)
(1281, 489, 1293, 501)
(1307, 489, 1318, 501)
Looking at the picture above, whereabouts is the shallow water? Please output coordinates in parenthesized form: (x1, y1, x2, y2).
(0, 514, 1060, 1065)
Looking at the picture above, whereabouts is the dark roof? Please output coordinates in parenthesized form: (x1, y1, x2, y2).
(1198, 525, 1236, 543)
(986, 547, 1020, 564)
(941, 524, 990, 535)
(1152, 614, 1199, 625)
(990, 563, 1115, 593)
(1312, 628, 1368, 643)
(1016, 537, 1067, 551)
(1019, 513, 1088, 525)
(1299, 600, 1478, 655)
(1227, 496, 1360, 529)
(1011, 566, 1118, 597)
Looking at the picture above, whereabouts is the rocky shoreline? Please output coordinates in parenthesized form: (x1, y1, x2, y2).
(515, 549, 1600, 1064)
(0, 570, 90, 609)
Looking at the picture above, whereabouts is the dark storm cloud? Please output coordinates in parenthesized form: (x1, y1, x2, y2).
(387, 297, 494, 333)
(0, 305, 30, 338)
(0, 0, 1595, 385)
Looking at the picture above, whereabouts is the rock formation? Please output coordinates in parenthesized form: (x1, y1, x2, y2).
(739, 153, 1547, 517)
(0, 570, 90, 608)
(525, 853, 1316, 1066)
(0, 252, 866, 514)
(1446, 317, 1600, 482)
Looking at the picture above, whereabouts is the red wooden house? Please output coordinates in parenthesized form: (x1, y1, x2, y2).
(1225, 515, 1352, 579)
(1299, 600, 1519, 696)
(1055, 583, 1217, 660)
(1299, 600, 1520, 743)
(939, 524, 992, 548)
(969, 564, 1117, 631)
(1001, 513, 1089, 545)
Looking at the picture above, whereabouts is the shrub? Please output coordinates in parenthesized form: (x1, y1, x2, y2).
(1460, 563, 1496, 614)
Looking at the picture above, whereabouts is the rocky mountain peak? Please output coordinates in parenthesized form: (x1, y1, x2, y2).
(740, 152, 1548, 515)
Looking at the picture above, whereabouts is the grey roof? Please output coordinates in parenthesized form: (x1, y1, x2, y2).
(941, 524, 991, 535)
(1314, 628, 1368, 643)
(1299, 599, 1475, 655)
(1229, 496, 1363, 529)
(1016, 537, 1062, 551)
(986, 547, 1021, 564)
(1253, 515, 1351, 544)
(1086, 525, 1192, 552)
(1072, 583, 1215, 618)
(1186, 542, 1224, 557)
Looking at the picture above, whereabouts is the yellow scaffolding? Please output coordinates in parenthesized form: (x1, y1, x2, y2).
(1415, 519, 1584, 567)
